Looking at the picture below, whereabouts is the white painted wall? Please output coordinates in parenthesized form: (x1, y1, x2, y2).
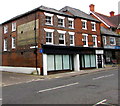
(43, 53, 48, 75)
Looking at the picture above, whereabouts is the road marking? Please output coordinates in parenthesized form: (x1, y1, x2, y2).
(0, 98, 2, 101)
(93, 99, 107, 106)
(37, 82, 79, 93)
(92, 74, 114, 80)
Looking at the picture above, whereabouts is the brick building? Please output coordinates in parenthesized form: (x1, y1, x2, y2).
(89, 4, 120, 64)
(1, 6, 104, 75)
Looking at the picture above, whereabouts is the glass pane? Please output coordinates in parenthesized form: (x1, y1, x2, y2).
(47, 55, 54, 71)
(55, 55, 62, 70)
(81, 55, 84, 68)
(90, 55, 96, 67)
(63, 55, 69, 69)
(84, 55, 90, 68)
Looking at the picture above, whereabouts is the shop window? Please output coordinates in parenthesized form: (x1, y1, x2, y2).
(55, 55, 62, 70)
(84, 55, 91, 67)
(90, 55, 96, 67)
(47, 55, 55, 71)
(63, 55, 70, 69)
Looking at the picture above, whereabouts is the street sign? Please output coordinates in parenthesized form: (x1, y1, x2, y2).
(39, 49, 43, 53)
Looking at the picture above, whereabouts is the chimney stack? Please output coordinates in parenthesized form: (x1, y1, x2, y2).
(110, 11, 115, 16)
(89, 4, 95, 11)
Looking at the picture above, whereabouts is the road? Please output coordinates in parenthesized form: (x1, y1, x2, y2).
(2, 69, 119, 105)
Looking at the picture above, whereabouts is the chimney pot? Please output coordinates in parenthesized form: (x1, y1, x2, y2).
(110, 11, 115, 16)
(89, 4, 95, 11)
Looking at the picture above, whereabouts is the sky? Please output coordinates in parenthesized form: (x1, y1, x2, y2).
(0, 0, 119, 24)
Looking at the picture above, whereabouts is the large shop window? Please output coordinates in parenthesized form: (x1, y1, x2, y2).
(81, 54, 96, 68)
(47, 55, 72, 71)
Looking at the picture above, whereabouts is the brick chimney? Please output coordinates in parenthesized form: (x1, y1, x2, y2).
(89, 4, 95, 11)
(110, 11, 115, 16)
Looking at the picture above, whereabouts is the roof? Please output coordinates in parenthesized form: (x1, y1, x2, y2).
(91, 11, 120, 28)
(2, 6, 73, 25)
(101, 27, 118, 36)
(60, 6, 100, 22)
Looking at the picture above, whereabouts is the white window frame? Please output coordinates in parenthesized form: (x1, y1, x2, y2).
(91, 22, 96, 31)
(4, 39, 7, 51)
(44, 28, 54, 45)
(4, 25, 8, 34)
(68, 18, 74, 29)
(68, 32, 75, 46)
(92, 35, 97, 47)
(12, 22, 16, 32)
(103, 36, 107, 45)
(82, 34, 88, 47)
(12, 37, 16, 48)
(57, 15, 65, 27)
(110, 37, 116, 45)
(81, 19, 87, 30)
(44, 12, 53, 25)
(58, 30, 66, 46)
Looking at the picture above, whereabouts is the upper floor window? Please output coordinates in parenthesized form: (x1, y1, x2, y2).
(44, 12, 53, 25)
(81, 19, 87, 30)
(69, 32, 75, 46)
(110, 37, 116, 45)
(12, 37, 16, 48)
(57, 15, 65, 27)
(44, 28, 54, 44)
(82, 34, 88, 47)
(103, 36, 107, 45)
(68, 18, 74, 29)
(58, 30, 66, 45)
(92, 35, 97, 47)
(4, 39, 7, 51)
(12, 22, 16, 32)
(4, 25, 8, 34)
(91, 22, 96, 31)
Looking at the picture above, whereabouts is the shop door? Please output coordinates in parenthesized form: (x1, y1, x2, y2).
(97, 54, 102, 68)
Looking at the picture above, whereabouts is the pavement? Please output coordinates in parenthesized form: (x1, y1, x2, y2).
(1, 64, 119, 87)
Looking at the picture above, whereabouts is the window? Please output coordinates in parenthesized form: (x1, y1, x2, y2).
(4, 25, 8, 34)
(12, 37, 16, 48)
(103, 36, 106, 45)
(44, 28, 54, 44)
(12, 22, 16, 32)
(44, 12, 53, 25)
(91, 22, 96, 31)
(82, 34, 88, 47)
(81, 19, 87, 30)
(110, 37, 116, 45)
(57, 15, 65, 27)
(69, 32, 75, 46)
(68, 18, 74, 29)
(92, 35, 97, 47)
(4, 39, 7, 51)
(59, 34, 65, 45)
(58, 30, 66, 45)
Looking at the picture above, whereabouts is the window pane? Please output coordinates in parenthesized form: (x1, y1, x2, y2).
(84, 55, 90, 67)
(55, 55, 62, 70)
(81, 55, 84, 68)
(63, 55, 70, 69)
(90, 55, 96, 67)
(69, 55, 72, 70)
(47, 55, 55, 71)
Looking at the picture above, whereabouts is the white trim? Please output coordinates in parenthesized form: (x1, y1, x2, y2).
(57, 30, 66, 34)
(12, 22, 16, 32)
(4, 39, 7, 51)
(68, 32, 75, 35)
(46, 32, 53, 45)
(44, 28, 54, 32)
(91, 22, 96, 31)
(74, 54, 80, 71)
(57, 15, 65, 19)
(12, 37, 16, 49)
(90, 11, 110, 28)
(68, 18, 74, 21)
(59, 33, 65, 46)
(44, 12, 54, 17)
(43, 54, 47, 75)
(92, 35, 97, 47)
(4, 25, 8, 34)
(81, 19, 87, 30)
(82, 34, 88, 47)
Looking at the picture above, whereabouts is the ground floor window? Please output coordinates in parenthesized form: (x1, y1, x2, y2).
(81, 54, 96, 68)
(47, 54, 73, 71)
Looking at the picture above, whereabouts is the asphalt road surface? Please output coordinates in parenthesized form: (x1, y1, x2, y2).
(2, 69, 119, 105)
